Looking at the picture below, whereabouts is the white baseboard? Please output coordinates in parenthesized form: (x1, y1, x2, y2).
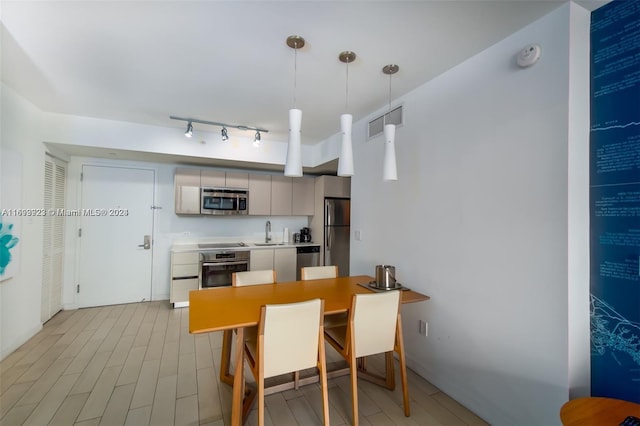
(1, 324, 43, 361)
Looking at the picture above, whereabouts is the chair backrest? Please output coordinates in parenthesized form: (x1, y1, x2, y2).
(351, 291, 400, 358)
(301, 265, 338, 280)
(232, 270, 276, 287)
(260, 298, 324, 378)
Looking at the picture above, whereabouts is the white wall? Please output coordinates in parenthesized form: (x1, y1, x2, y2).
(567, 2, 591, 399)
(349, 4, 589, 425)
(0, 84, 46, 359)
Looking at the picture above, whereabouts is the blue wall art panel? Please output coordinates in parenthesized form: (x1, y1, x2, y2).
(590, 0, 640, 403)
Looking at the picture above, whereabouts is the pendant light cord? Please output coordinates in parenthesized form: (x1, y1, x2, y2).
(388, 72, 392, 111)
(345, 60, 350, 112)
(293, 41, 298, 108)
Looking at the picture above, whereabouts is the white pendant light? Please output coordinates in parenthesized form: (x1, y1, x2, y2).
(338, 113, 354, 176)
(383, 124, 397, 181)
(284, 35, 305, 177)
(382, 64, 399, 181)
(285, 108, 302, 176)
(338, 51, 356, 177)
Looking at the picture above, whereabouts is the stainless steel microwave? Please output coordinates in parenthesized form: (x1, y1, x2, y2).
(201, 188, 248, 215)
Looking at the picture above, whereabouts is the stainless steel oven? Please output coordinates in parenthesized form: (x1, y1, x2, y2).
(199, 250, 250, 289)
(201, 188, 248, 215)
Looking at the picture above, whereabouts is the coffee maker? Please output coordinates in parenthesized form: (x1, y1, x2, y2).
(300, 227, 312, 243)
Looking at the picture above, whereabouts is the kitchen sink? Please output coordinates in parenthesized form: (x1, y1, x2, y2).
(253, 243, 285, 246)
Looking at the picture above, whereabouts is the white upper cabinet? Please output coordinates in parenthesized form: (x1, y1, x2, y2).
(200, 170, 225, 187)
(292, 177, 315, 216)
(270, 176, 293, 216)
(321, 175, 351, 198)
(175, 168, 201, 215)
(225, 172, 249, 189)
(201, 170, 249, 189)
(248, 174, 271, 215)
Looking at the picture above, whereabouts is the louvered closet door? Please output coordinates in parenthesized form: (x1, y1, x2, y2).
(42, 156, 66, 322)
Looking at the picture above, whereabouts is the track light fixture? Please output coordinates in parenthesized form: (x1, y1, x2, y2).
(170, 116, 268, 142)
(253, 131, 261, 146)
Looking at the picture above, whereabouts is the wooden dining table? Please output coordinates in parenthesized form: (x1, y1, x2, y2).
(560, 397, 640, 425)
(189, 275, 430, 426)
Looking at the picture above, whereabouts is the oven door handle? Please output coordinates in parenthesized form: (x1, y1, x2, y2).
(201, 261, 249, 267)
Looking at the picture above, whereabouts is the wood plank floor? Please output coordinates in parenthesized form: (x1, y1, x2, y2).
(0, 301, 489, 425)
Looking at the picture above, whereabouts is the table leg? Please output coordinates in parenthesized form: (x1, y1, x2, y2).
(231, 327, 245, 426)
(220, 329, 234, 386)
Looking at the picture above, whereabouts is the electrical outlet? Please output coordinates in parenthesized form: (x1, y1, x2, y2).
(419, 320, 428, 337)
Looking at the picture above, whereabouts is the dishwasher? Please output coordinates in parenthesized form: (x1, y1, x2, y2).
(296, 246, 320, 280)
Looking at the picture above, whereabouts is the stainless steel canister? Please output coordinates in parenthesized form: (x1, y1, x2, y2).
(375, 265, 396, 289)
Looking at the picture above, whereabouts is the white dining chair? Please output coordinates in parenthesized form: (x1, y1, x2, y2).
(324, 290, 409, 425)
(300, 265, 346, 327)
(244, 298, 330, 426)
(232, 269, 277, 286)
(219, 270, 278, 388)
(301, 265, 339, 280)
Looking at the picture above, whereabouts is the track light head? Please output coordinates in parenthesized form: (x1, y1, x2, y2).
(185, 122, 193, 138)
(221, 127, 229, 141)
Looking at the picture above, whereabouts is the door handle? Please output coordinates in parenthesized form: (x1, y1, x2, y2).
(138, 235, 151, 250)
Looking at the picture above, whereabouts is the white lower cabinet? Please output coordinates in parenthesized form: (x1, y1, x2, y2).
(170, 251, 199, 307)
(274, 247, 296, 282)
(250, 249, 274, 271)
(250, 247, 296, 283)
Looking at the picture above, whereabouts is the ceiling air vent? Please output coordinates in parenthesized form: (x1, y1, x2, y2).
(368, 105, 403, 140)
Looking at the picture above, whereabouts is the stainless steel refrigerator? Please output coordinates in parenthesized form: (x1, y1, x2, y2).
(324, 198, 350, 276)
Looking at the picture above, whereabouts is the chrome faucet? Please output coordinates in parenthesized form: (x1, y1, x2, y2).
(265, 220, 271, 243)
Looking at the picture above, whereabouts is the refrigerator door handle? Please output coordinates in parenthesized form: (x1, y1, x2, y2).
(326, 201, 331, 227)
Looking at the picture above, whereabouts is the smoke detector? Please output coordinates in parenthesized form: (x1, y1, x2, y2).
(517, 44, 542, 68)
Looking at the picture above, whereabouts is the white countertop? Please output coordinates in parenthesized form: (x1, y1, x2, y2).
(171, 241, 320, 253)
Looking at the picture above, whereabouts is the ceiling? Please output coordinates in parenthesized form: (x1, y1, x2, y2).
(1, 0, 606, 172)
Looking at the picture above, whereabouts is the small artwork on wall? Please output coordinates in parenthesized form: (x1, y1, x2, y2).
(0, 217, 20, 281)
(0, 148, 23, 282)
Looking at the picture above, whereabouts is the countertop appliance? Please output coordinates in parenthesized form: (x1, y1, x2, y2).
(324, 198, 350, 276)
(201, 188, 248, 215)
(296, 245, 320, 280)
(300, 227, 312, 243)
(199, 249, 249, 288)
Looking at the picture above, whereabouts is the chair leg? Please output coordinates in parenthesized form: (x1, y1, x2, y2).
(384, 351, 395, 390)
(396, 315, 410, 417)
(294, 370, 300, 390)
(258, 376, 265, 426)
(317, 330, 331, 426)
(349, 351, 359, 426)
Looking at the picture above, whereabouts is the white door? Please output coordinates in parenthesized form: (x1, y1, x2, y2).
(77, 165, 154, 307)
(42, 155, 67, 322)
